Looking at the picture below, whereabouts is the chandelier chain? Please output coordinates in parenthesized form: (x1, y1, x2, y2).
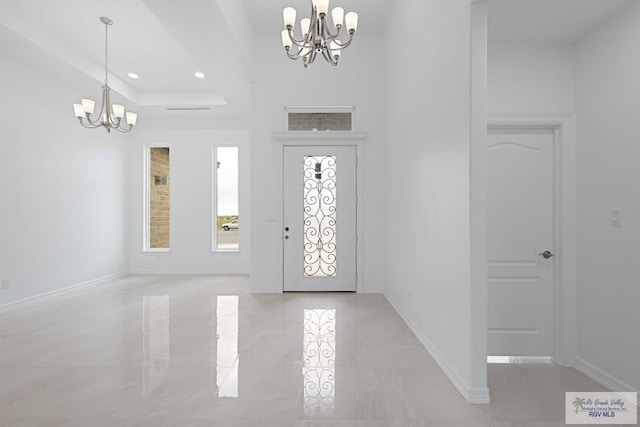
(104, 20, 109, 85)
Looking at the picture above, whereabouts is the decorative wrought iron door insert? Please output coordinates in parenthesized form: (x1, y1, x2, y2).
(303, 155, 337, 277)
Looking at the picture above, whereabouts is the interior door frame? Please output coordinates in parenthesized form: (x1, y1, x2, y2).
(488, 113, 577, 367)
(276, 133, 366, 292)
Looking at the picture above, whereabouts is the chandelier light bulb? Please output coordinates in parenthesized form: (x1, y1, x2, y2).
(281, 1, 357, 68)
(330, 40, 341, 58)
(283, 7, 297, 29)
(126, 112, 138, 126)
(112, 104, 125, 119)
(345, 11, 358, 34)
(300, 18, 311, 37)
(281, 30, 293, 49)
(81, 98, 95, 115)
(312, 0, 329, 16)
(73, 103, 84, 118)
(72, 17, 137, 133)
(331, 7, 344, 28)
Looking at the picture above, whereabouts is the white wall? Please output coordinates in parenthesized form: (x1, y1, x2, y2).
(488, 43, 574, 114)
(128, 117, 250, 274)
(249, 35, 387, 293)
(383, 0, 488, 403)
(0, 37, 129, 306)
(574, 2, 640, 393)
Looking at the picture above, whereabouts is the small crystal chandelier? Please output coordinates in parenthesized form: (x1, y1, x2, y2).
(73, 17, 138, 133)
(281, 0, 358, 68)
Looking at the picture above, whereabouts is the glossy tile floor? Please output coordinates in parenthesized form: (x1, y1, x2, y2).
(0, 275, 623, 426)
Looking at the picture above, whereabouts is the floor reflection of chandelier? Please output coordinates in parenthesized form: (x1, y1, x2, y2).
(281, 0, 358, 68)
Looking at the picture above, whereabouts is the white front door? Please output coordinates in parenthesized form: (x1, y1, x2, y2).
(487, 130, 556, 357)
(283, 146, 357, 292)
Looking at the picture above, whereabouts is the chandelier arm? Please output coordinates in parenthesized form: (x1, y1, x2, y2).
(321, 48, 338, 66)
(84, 110, 105, 127)
(112, 125, 133, 133)
(78, 118, 104, 129)
(290, 38, 314, 49)
(113, 117, 125, 129)
(102, 85, 127, 130)
(321, 17, 341, 40)
(328, 32, 354, 49)
(103, 85, 115, 127)
(289, 47, 313, 61)
(306, 48, 318, 66)
(287, 48, 308, 60)
(286, 28, 313, 47)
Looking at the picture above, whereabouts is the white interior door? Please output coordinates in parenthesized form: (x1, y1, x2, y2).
(487, 130, 556, 357)
(283, 146, 357, 292)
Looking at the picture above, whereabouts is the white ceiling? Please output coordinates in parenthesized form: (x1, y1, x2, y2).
(0, 0, 633, 119)
(488, 0, 634, 43)
(0, 0, 251, 118)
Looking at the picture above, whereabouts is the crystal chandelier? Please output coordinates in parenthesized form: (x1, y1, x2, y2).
(281, 0, 358, 68)
(73, 17, 138, 133)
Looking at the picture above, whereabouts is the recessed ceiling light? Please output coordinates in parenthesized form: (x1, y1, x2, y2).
(194, 72, 205, 79)
(128, 73, 139, 79)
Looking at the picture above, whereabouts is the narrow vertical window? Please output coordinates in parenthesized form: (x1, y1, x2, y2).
(215, 147, 239, 251)
(147, 147, 170, 250)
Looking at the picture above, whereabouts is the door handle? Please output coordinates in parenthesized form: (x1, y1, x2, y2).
(538, 250, 554, 259)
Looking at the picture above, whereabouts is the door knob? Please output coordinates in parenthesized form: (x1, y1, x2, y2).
(538, 250, 554, 259)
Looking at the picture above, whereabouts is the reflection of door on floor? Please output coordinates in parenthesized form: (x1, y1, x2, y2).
(487, 129, 556, 357)
(283, 145, 357, 292)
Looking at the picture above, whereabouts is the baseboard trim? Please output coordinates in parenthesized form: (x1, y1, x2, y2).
(128, 270, 250, 275)
(0, 272, 127, 314)
(360, 286, 383, 294)
(574, 357, 639, 407)
(384, 291, 491, 404)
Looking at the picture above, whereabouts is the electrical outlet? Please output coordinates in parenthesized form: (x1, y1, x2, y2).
(1, 280, 9, 290)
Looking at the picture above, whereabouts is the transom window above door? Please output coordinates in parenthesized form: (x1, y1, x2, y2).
(285, 106, 354, 132)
